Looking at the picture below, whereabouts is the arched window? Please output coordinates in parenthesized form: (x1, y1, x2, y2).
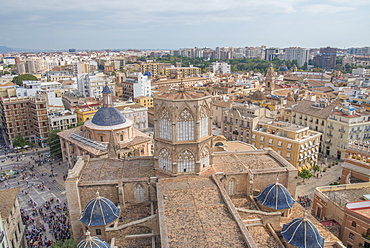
(158, 148, 172, 171)
(159, 108, 172, 140)
(136, 184, 144, 202)
(178, 150, 195, 172)
(177, 109, 194, 141)
(200, 147, 209, 168)
(200, 107, 208, 138)
(228, 179, 235, 195)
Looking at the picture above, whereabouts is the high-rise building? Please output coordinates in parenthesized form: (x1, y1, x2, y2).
(313, 47, 338, 69)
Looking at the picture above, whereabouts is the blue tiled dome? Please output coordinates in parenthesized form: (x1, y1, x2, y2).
(281, 213, 324, 248)
(101, 85, 112, 94)
(143, 71, 152, 76)
(279, 65, 288, 71)
(91, 107, 126, 126)
(256, 179, 295, 210)
(80, 192, 120, 226)
(77, 231, 110, 248)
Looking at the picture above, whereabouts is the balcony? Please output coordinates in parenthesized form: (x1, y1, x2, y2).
(339, 129, 345, 133)
(328, 126, 334, 129)
(327, 133, 333, 137)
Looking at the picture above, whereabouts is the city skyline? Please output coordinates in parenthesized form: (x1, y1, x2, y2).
(1, 0, 370, 50)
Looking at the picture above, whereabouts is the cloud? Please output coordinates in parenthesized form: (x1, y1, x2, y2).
(301, 4, 355, 13)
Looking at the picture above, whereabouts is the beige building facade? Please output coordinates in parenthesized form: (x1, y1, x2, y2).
(251, 119, 321, 169)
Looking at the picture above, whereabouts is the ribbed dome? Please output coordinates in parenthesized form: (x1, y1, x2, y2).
(80, 192, 120, 226)
(251, 90, 266, 101)
(77, 231, 110, 248)
(91, 107, 126, 126)
(281, 213, 324, 248)
(256, 179, 295, 210)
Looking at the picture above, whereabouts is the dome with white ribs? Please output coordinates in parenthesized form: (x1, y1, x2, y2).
(256, 179, 295, 210)
(80, 192, 120, 226)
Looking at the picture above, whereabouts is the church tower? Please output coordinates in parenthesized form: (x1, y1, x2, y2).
(153, 86, 213, 175)
(265, 64, 276, 95)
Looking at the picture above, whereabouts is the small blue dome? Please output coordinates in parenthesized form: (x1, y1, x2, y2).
(281, 214, 324, 248)
(91, 107, 126, 126)
(143, 71, 152, 76)
(279, 65, 289, 71)
(80, 193, 120, 226)
(77, 231, 110, 248)
(101, 85, 112, 94)
(256, 180, 295, 210)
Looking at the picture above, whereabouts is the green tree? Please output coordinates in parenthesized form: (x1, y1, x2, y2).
(312, 68, 322, 72)
(51, 239, 77, 248)
(13, 135, 28, 148)
(12, 74, 38, 86)
(312, 164, 320, 173)
(298, 168, 313, 182)
(47, 129, 62, 158)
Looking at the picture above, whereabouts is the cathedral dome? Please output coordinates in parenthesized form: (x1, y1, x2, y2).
(77, 231, 110, 248)
(279, 64, 289, 72)
(91, 107, 126, 126)
(80, 192, 120, 226)
(281, 213, 324, 248)
(256, 179, 295, 210)
(251, 90, 266, 101)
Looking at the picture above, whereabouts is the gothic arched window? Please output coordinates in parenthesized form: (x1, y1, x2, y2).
(136, 184, 144, 202)
(159, 108, 172, 140)
(178, 150, 195, 173)
(177, 108, 194, 141)
(200, 147, 209, 168)
(158, 148, 172, 171)
(200, 107, 208, 138)
(228, 179, 235, 195)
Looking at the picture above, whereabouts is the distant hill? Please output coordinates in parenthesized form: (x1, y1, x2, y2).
(0, 46, 14, 53)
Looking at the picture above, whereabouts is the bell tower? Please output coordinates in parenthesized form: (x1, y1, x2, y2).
(153, 87, 213, 176)
(265, 64, 276, 95)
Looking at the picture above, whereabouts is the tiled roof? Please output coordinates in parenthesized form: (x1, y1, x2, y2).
(212, 152, 284, 173)
(79, 158, 155, 183)
(256, 180, 295, 210)
(0, 187, 19, 218)
(80, 192, 120, 226)
(281, 213, 324, 248)
(290, 100, 335, 119)
(160, 177, 248, 247)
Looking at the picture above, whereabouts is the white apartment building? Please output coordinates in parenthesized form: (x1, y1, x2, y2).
(209, 61, 231, 74)
(77, 72, 115, 98)
(283, 47, 309, 66)
(124, 73, 152, 99)
(326, 103, 370, 160)
(48, 110, 78, 131)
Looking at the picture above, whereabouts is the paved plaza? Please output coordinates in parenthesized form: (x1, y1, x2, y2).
(296, 156, 343, 210)
(0, 148, 70, 246)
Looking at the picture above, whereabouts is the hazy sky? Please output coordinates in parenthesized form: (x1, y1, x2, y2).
(1, 0, 369, 50)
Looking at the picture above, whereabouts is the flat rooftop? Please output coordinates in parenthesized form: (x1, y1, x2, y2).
(317, 182, 370, 208)
(159, 176, 248, 247)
